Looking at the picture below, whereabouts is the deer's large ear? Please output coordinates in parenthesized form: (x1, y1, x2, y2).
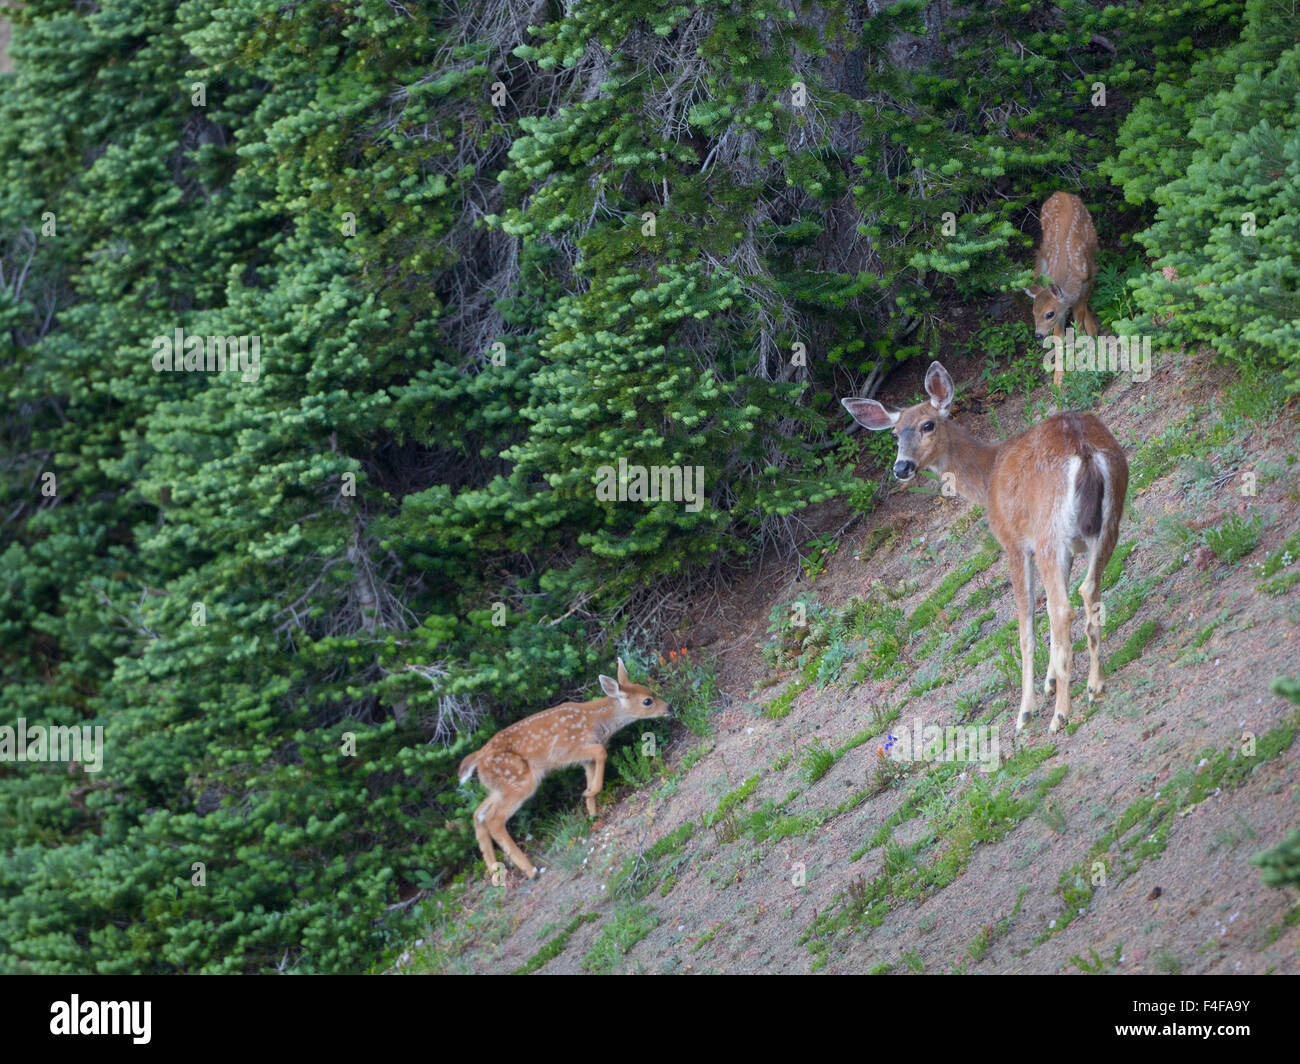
(925, 362, 955, 416)
(1050, 282, 1066, 301)
(616, 657, 629, 685)
(1023, 287, 1038, 299)
(841, 397, 899, 431)
(599, 673, 621, 698)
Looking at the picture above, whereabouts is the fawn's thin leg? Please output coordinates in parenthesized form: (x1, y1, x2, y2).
(579, 744, 606, 816)
(473, 796, 500, 877)
(486, 792, 537, 879)
(1077, 298, 1099, 337)
(1010, 551, 1036, 733)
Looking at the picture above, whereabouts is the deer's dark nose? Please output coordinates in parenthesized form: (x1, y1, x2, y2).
(893, 460, 916, 480)
(1034, 331, 1045, 341)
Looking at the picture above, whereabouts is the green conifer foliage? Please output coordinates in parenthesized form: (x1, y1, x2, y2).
(1106, 0, 1300, 386)
(0, 0, 1265, 972)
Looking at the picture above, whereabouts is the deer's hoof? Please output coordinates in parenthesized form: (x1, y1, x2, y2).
(1043, 676, 1056, 697)
(1048, 715, 1065, 735)
(1087, 681, 1105, 702)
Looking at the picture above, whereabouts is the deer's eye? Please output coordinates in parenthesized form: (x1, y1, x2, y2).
(1045, 310, 1055, 319)
(642, 698, 653, 707)
(921, 421, 935, 432)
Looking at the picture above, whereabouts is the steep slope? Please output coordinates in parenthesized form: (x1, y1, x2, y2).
(397, 350, 1300, 975)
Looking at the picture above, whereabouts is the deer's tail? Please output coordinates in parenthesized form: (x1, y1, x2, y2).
(1076, 447, 1105, 538)
(458, 750, 482, 785)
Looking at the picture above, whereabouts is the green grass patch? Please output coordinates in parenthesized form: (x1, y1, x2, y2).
(1041, 711, 1300, 942)
(908, 549, 1000, 633)
(805, 746, 1064, 968)
(580, 903, 659, 973)
(1106, 619, 1158, 672)
(710, 776, 761, 824)
(512, 912, 599, 975)
(800, 739, 839, 783)
(1257, 531, 1300, 595)
(1204, 513, 1263, 565)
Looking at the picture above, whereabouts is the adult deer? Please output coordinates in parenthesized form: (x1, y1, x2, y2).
(1027, 192, 1099, 387)
(457, 659, 672, 879)
(842, 363, 1128, 735)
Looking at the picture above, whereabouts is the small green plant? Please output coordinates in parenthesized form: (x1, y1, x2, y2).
(1153, 948, 1182, 975)
(1069, 942, 1123, 974)
(800, 739, 838, 784)
(512, 912, 599, 975)
(1256, 532, 1300, 595)
(1061, 369, 1114, 410)
(539, 809, 592, 874)
(801, 533, 840, 581)
(608, 742, 663, 789)
(1089, 254, 1143, 324)
(1037, 799, 1067, 835)
(978, 332, 1042, 399)
(1107, 620, 1158, 672)
(652, 648, 721, 737)
(580, 904, 659, 973)
(681, 743, 710, 772)
(1204, 513, 1263, 565)
(1251, 827, 1300, 890)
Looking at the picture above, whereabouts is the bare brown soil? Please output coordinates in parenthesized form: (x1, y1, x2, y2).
(402, 349, 1300, 975)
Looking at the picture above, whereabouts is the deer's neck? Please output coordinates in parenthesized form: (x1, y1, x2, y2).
(589, 698, 628, 742)
(936, 422, 999, 509)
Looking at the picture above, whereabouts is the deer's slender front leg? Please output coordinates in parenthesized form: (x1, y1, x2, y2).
(1009, 552, 1036, 733)
(578, 744, 606, 816)
(1077, 297, 1099, 337)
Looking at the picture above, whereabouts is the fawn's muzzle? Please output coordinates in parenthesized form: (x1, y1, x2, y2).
(893, 460, 916, 480)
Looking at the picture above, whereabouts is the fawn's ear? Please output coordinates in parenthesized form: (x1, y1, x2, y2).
(1050, 282, 1066, 301)
(599, 673, 621, 698)
(1023, 287, 1038, 298)
(841, 397, 899, 431)
(925, 362, 955, 416)
(616, 657, 629, 685)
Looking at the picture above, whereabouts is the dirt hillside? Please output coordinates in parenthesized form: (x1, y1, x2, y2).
(398, 349, 1300, 975)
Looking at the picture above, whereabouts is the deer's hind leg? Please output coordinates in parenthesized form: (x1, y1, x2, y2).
(1080, 524, 1119, 701)
(472, 794, 502, 879)
(478, 752, 539, 879)
(1038, 546, 1076, 735)
(478, 754, 538, 879)
(1010, 550, 1037, 734)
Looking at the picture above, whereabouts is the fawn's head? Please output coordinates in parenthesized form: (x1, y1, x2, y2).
(841, 361, 956, 482)
(1026, 282, 1070, 340)
(599, 658, 673, 719)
